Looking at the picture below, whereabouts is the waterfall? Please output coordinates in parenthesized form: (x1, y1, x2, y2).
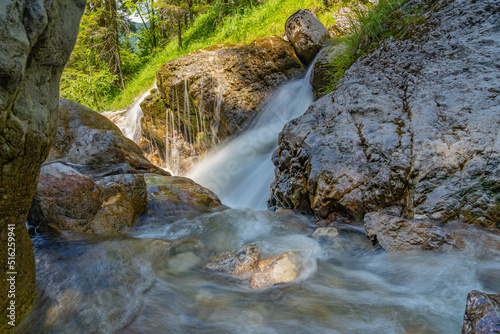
(187, 54, 320, 210)
(104, 84, 156, 143)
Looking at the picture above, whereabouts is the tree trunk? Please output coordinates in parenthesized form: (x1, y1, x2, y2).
(177, 17, 182, 49)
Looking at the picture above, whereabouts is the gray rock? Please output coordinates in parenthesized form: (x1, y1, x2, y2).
(364, 212, 465, 252)
(205, 244, 260, 279)
(286, 9, 331, 65)
(270, 0, 500, 228)
(52, 99, 167, 175)
(463, 290, 500, 333)
(0, 0, 85, 328)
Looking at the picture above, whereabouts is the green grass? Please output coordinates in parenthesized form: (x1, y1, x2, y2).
(106, 0, 347, 111)
(322, 0, 428, 94)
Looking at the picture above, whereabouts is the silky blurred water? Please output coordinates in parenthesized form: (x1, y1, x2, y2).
(18, 208, 500, 333)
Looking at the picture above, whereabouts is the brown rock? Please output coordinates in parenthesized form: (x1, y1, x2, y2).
(142, 36, 304, 171)
(28, 163, 148, 233)
(364, 212, 465, 252)
(144, 174, 222, 221)
(205, 244, 260, 278)
(0, 0, 85, 328)
(463, 290, 500, 333)
(250, 251, 302, 289)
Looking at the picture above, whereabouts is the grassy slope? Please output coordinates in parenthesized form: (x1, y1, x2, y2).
(106, 0, 344, 111)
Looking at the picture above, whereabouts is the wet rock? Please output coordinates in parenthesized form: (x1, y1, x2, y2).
(29, 163, 148, 233)
(270, 0, 500, 228)
(364, 212, 465, 252)
(463, 290, 500, 333)
(205, 244, 260, 278)
(0, 0, 85, 328)
(250, 251, 302, 289)
(144, 174, 222, 221)
(313, 227, 339, 238)
(285, 9, 330, 65)
(145, 36, 304, 171)
(310, 44, 345, 97)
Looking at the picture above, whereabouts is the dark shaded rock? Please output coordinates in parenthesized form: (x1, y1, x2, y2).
(143, 35, 304, 173)
(285, 9, 330, 65)
(0, 0, 85, 329)
(310, 44, 344, 97)
(463, 290, 500, 333)
(364, 212, 465, 252)
(270, 0, 500, 227)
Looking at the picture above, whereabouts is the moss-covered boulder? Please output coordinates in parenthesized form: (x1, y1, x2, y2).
(141, 35, 304, 173)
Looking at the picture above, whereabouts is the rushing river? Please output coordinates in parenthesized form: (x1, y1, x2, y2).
(19, 55, 500, 333)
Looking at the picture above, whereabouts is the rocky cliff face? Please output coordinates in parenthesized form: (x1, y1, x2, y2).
(0, 0, 85, 329)
(269, 0, 500, 228)
(140, 36, 304, 173)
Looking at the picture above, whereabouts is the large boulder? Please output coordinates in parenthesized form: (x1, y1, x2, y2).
(462, 290, 500, 333)
(269, 0, 500, 228)
(285, 9, 330, 65)
(364, 212, 464, 252)
(28, 163, 148, 233)
(29, 100, 221, 233)
(51, 99, 166, 175)
(0, 0, 85, 329)
(141, 36, 304, 173)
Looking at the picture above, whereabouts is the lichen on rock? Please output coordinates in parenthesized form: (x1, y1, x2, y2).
(270, 0, 500, 228)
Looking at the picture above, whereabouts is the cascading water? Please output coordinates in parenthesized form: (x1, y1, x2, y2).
(21, 52, 500, 334)
(104, 84, 155, 143)
(187, 57, 316, 209)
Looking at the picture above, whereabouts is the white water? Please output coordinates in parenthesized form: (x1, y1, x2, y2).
(187, 60, 316, 209)
(21, 51, 500, 334)
(105, 84, 155, 143)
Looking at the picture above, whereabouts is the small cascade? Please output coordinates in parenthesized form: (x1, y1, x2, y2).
(161, 50, 227, 175)
(187, 51, 323, 209)
(105, 84, 155, 143)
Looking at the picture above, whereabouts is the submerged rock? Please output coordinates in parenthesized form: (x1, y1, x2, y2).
(364, 212, 465, 252)
(0, 0, 84, 328)
(462, 290, 500, 333)
(285, 9, 330, 65)
(143, 174, 222, 221)
(270, 0, 500, 228)
(313, 227, 339, 239)
(142, 36, 304, 172)
(205, 244, 260, 278)
(250, 251, 302, 289)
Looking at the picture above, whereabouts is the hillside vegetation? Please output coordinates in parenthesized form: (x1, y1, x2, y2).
(61, 0, 355, 112)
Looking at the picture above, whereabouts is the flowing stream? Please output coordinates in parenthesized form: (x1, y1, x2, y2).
(187, 60, 315, 209)
(19, 57, 500, 333)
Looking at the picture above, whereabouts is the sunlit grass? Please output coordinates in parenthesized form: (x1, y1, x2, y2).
(106, 0, 346, 111)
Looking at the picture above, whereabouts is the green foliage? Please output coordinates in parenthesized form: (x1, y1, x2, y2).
(63, 0, 353, 111)
(106, 0, 349, 111)
(322, 0, 428, 94)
